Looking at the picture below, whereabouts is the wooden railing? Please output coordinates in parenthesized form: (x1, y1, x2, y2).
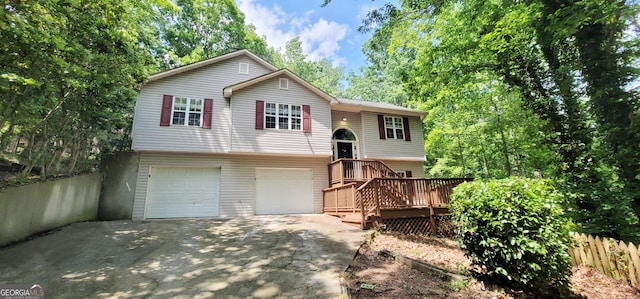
(322, 183, 359, 214)
(325, 177, 468, 228)
(357, 178, 472, 211)
(328, 159, 402, 186)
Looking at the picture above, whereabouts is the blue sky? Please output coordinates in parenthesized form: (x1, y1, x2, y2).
(235, 0, 387, 74)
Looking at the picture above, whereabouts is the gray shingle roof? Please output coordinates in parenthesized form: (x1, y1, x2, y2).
(333, 98, 426, 116)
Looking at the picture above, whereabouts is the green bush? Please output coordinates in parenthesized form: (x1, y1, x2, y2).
(450, 177, 573, 295)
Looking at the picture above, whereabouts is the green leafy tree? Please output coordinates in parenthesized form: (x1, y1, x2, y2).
(330, 0, 640, 240)
(1, 0, 156, 176)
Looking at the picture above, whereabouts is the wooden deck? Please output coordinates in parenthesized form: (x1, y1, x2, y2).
(323, 159, 471, 234)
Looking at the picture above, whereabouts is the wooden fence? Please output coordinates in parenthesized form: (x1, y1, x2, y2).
(569, 232, 640, 287)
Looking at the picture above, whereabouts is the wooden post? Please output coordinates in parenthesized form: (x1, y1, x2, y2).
(351, 184, 356, 213)
(429, 206, 437, 235)
(340, 160, 344, 185)
(333, 188, 338, 214)
(375, 180, 381, 217)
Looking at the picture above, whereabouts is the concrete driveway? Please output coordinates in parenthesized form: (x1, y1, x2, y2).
(0, 215, 363, 298)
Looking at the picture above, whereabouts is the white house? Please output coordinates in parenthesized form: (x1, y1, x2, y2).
(131, 49, 426, 220)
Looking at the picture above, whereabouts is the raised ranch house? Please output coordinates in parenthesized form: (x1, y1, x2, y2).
(132, 49, 465, 230)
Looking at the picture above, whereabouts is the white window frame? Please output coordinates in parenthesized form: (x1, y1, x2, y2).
(384, 116, 405, 139)
(239, 62, 249, 74)
(279, 78, 289, 89)
(171, 97, 203, 127)
(396, 171, 406, 178)
(264, 102, 301, 131)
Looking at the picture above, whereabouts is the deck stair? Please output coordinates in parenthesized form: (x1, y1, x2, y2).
(323, 159, 471, 234)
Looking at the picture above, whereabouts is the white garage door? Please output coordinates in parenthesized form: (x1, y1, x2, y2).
(255, 168, 313, 215)
(146, 166, 220, 218)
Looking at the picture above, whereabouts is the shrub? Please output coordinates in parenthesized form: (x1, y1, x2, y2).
(450, 177, 573, 295)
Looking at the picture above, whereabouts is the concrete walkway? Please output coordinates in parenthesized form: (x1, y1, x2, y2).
(0, 215, 363, 298)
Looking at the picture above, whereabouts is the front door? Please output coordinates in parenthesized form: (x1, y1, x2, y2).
(337, 142, 353, 159)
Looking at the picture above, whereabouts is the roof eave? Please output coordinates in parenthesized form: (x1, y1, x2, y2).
(331, 102, 427, 117)
(146, 49, 278, 84)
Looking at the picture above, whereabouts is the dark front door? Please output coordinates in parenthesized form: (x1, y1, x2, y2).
(337, 142, 353, 159)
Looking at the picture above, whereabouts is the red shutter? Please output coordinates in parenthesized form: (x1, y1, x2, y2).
(403, 117, 411, 141)
(405, 170, 413, 178)
(302, 105, 311, 133)
(377, 114, 386, 139)
(202, 99, 213, 129)
(160, 95, 173, 126)
(255, 100, 264, 130)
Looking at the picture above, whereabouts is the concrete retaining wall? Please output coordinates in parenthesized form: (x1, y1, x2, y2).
(98, 152, 139, 220)
(0, 173, 101, 247)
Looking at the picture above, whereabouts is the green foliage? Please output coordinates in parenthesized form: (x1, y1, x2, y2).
(269, 37, 345, 96)
(450, 178, 573, 295)
(351, 0, 640, 241)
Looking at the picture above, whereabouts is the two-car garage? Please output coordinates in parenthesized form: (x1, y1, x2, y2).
(144, 166, 315, 218)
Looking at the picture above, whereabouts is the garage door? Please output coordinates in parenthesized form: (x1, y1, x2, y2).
(146, 166, 220, 218)
(255, 168, 313, 214)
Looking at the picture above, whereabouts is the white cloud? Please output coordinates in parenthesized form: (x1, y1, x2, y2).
(300, 18, 348, 61)
(237, 0, 293, 51)
(236, 0, 348, 63)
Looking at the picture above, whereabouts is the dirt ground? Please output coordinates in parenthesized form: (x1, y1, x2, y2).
(343, 232, 640, 298)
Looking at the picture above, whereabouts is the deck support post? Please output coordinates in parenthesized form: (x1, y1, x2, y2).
(429, 206, 437, 235)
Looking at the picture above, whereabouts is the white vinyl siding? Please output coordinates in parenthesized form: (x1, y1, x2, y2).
(379, 160, 425, 178)
(230, 77, 332, 156)
(132, 153, 329, 219)
(361, 112, 426, 161)
(132, 55, 273, 153)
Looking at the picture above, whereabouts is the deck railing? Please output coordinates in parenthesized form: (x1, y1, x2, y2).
(334, 178, 470, 227)
(322, 183, 359, 214)
(357, 178, 471, 210)
(328, 159, 402, 186)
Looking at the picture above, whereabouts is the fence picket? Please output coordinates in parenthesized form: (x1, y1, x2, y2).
(619, 242, 635, 286)
(587, 234, 604, 273)
(594, 236, 612, 278)
(628, 242, 640, 287)
(577, 234, 589, 267)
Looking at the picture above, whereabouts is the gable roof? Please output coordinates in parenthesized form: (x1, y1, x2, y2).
(223, 69, 337, 103)
(333, 98, 427, 117)
(146, 49, 278, 83)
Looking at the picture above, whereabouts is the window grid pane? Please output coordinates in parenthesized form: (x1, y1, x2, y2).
(173, 112, 185, 125)
(292, 118, 301, 130)
(266, 103, 276, 115)
(278, 117, 289, 129)
(266, 116, 276, 128)
(188, 113, 201, 126)
(190, 99, 202, 112)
